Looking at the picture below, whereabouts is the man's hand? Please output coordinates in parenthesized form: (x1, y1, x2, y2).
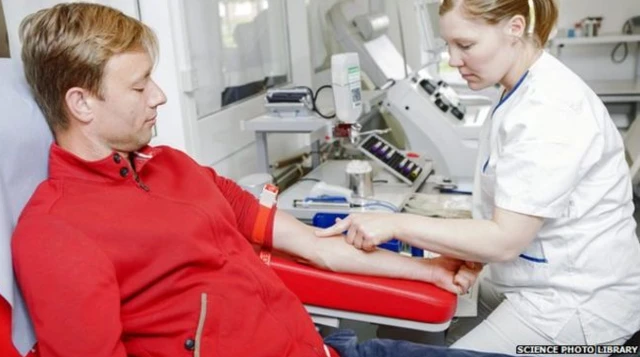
(426, 256, 483, 294)
(314, 213, 398, 251)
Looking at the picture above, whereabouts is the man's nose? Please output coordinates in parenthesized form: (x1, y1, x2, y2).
(148, 79, 167, 107)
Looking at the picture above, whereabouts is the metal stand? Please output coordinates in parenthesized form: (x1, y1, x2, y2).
(242, 115, 331, 174)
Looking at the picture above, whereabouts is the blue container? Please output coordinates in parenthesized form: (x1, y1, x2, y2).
(378, 239, 402, 253)
(312, 213, 348, 229)
(312, 213, 402, 253)
(410, 246, 424, 257)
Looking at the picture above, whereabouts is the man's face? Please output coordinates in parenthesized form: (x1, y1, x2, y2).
(89, 51, 166, 153)
(440, 6, 514, 90)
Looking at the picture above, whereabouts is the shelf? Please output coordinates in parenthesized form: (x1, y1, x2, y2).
(586, 79, 640, 101)
(242, 115, 330, 133)
(551, 33, 640, 47)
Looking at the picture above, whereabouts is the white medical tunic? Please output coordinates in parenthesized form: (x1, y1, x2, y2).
(472, 51, 640, 344)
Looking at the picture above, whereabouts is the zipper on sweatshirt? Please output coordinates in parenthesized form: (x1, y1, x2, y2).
(126, 153, 150, 192)
(133, 172, 150, 191)
(194, 293, 207, 357)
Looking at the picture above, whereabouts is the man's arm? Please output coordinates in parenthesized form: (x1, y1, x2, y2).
(272, 210, 480, 294)
(12, 217, 126, 357)
(202, 167, 273, 241)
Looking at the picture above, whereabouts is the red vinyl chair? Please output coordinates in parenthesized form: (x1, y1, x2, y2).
(0, 299, 37, 357)
(269, 255, 457, 331)
(0, 298, 21, 357)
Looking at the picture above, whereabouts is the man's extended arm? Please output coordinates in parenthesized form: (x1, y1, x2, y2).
(271, 210, 480, 294)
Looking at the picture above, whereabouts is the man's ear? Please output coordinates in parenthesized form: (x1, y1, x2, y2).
(504, 14, 527, 39)
(64, 87, 95, 124)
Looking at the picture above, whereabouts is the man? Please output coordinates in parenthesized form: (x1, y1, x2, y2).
(12, 3, 486, 357)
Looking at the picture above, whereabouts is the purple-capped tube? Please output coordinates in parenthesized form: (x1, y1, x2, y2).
(397, 158, 408, 170)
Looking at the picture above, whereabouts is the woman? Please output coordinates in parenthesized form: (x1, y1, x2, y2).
(317, 0, 640, 353)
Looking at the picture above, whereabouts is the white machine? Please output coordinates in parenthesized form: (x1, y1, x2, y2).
(328, 3, 409, 88)
(385, 70, 491, 192)
(326, 0, 493, 192)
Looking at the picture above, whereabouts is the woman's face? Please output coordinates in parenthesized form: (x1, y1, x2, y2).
(440, 5, 516, 90)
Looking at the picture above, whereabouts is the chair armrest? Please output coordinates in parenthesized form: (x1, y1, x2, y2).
(1, 298, 25, 357)
(269, 256, 457, 324)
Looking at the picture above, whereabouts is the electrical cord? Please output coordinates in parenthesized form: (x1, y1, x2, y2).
(298, 177, 321, 182)
(357, 198, 399, 212)
(611, 21, 633, 64)
(611, 42, 628, 64)
(313, 85, 336, 119)
(295, 85, 337, 119)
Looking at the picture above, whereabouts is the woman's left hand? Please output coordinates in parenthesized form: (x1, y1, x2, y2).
(314, 213, 399, 251)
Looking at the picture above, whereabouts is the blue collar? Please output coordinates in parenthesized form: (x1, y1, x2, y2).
(491, 70, 529, 116)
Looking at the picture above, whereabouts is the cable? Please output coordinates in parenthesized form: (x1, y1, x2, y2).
(293, 85, 336, 119)
(611, 21, 633, 64)
(611, 43, 629, 64)
(298, 177, 321, 182)
(358, 198, 399, 212)
(313, 85, 336, 119)
(362, 202, 397, 212)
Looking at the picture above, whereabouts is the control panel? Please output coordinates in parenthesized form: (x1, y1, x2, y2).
(419, 79, 466, 121)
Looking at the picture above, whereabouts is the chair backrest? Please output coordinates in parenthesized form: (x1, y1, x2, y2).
(0, 58, 51, 356)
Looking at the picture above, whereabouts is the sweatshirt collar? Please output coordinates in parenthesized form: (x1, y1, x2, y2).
(48, 143, 161, 182)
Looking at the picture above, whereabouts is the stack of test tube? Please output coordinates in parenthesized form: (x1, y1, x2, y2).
(359, 134, 423, 184)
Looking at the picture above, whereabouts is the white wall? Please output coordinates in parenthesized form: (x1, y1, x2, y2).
(554, 0, 640, 81)
(3, 0, 140, 57)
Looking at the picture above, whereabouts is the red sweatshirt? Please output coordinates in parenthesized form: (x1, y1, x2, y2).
(12, 144, 331, 357)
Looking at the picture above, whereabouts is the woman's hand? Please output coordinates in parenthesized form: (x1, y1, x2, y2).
(314, 213, 399, 251)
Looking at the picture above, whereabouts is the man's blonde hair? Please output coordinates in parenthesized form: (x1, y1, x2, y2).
(19, 2, 158, 133)
(440, 0, 558, 48)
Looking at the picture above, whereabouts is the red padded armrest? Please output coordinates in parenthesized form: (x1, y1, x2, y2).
(269, 256, 457, 324)
(1, 298, 38, 357)
(1, 298, 21, 357)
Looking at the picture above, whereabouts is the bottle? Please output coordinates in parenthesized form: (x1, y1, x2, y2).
(583, 19, 593, 37)
(574, 22, 583, 37)
(593, 17, 603, 37)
